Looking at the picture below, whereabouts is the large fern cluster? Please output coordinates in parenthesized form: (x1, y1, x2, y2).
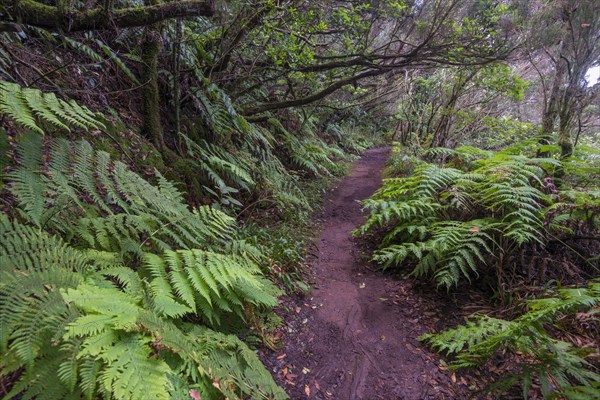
(420, 280, 600, 398)
(186, 83, 352, 213)
(186, 84, 312, 211)
(358, 143, 560, 289)
(9, 133, 235, 255)
(373, 140, 600, 398)
(1, 132, 287, 399)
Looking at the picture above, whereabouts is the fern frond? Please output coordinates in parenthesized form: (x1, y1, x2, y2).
(420, 280, 600, 395)
(0, 80, 104, 132)
(3, 130, 287, 400)
(97, 40, 140, 84)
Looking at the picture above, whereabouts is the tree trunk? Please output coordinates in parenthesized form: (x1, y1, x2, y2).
(173, 18, 182, 142)
(141, 27, 164, 150)
(558, 116, 574, 158)
(539, 69, 562, 143)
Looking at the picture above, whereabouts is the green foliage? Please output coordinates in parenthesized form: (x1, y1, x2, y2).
(186, 84, 316, 212)
(9, 133, 234, 251)
(182, 135, 255, 207)
(420, 280, 600, 398)
(392, 61, 529, 149)
(61, 36, 104, 63)
(240, 220, 311, 293)
(96, 39, 140, 85)
(367, 137, 600, 397)
(358, 142, 567, 289)
(1, 132, 287, 399)
(183, 82, 356, 215)
(0, 80, 104, 133)
(268, 117, 342, 177)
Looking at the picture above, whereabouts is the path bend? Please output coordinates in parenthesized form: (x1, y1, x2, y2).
(272, 148, 454, 400)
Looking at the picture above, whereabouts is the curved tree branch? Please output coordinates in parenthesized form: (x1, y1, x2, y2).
(240, 68, 390, 116)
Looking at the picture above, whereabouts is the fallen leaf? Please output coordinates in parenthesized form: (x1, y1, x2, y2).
(469, 227, 480, 232)
(302, 367, 310, 374)
(305, 385, 311, 397)
(315, 381, 321, 390)
(451, 373, 457, 383)
(277, 353, 286, 360)
(189, 389, 201, 400)
(295, 307, 301, 314)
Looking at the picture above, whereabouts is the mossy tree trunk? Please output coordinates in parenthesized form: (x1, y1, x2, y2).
(141, 26, 164, 150)
(538, 53, 565, 154)
(558, 117, 574, 158)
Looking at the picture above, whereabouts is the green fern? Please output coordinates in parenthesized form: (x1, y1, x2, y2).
(9, 133, 235, 251)
(182, 135, 256, 205)
(0, 217, 85, 392)
(2, 132, 288, 400)
(359, 144, 557, 289)
(62, 36, 104, 63)
(186, 85, 311, 210)
(0, 80, 105, 133)
(96, 40, 140, 85)
(144, 249, 277, 322)
(420, 280, 600, 397)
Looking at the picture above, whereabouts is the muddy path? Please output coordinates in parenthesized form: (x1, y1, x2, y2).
(264, 148, 464, 400)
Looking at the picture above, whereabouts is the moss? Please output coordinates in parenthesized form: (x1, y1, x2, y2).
(183, 120, 204, 143)
(100, 110, 128, 135)
(141, 28, 164, 150)
(167, 157, 205, 203)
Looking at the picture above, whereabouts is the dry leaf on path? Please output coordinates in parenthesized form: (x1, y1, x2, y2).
(305, 385, 311, 397)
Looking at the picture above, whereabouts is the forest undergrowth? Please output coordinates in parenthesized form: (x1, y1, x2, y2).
(1, 0, 599, 399)
(358, 140, 600, 398)
(0, 79, 376, 400)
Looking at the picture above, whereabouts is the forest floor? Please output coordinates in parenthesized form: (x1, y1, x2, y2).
(261, 148, 494, 400)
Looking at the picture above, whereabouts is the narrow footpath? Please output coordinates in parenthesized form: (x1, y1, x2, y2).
(265, 148, 460, 400)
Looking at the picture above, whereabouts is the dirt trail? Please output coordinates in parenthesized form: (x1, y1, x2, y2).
(266, 148, 458, 400)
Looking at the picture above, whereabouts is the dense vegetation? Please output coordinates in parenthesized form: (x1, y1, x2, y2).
(0, 0, 598, 399)
(359, 140, 600, 397)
